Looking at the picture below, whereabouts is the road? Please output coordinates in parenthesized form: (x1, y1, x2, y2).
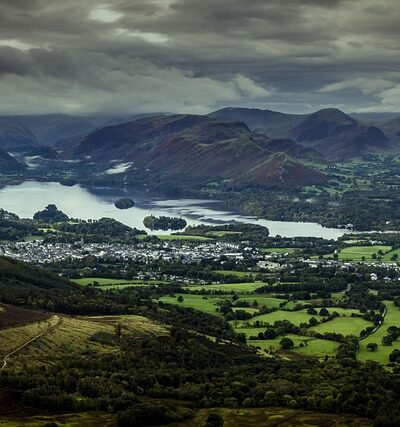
(1, 315, 60, 371)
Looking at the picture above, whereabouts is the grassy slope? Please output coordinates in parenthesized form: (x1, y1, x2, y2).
(9, 315, 167, 368)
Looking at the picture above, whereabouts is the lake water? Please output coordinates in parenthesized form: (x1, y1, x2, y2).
(0, 181, 345, 239)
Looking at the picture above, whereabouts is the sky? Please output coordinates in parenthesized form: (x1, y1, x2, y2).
(0, 0, 399, 115)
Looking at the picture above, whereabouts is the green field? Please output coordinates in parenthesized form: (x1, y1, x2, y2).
(310, 316, 372, 337)
(246, 334, 340, 358)
(337, 245, 392, 261)
(358, 301, 400, 364)
(158, 294, 226, 316)
(213, 270, 255, 278)
(73, 277, 166, 288)
(382, 248, 400, 262)
(239, 296, 285, 308)
(186, 282, 265, 293)
(261, 248, 300, 254)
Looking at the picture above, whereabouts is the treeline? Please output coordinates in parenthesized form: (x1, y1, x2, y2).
(143, 215, 187, 231)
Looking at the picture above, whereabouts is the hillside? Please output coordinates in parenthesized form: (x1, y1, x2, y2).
(0, 120, 38, 150)
(210, 107, 305, 138)
(378, 115, 400, 144)
(211, 107, 391, 161)
(0, 114, 133, 147)
(0, 149, 25, 171)
(288, 109, 390, 160)
(63, 114, 326, 186)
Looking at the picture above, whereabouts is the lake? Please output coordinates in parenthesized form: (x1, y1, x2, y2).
(0, 181, 345, 239)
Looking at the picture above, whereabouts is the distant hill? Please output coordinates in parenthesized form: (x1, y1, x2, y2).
(288, 109, 390, 160)
(63, 114, 326, 186)
(210, 107, 305, 138)
(211, 107, 391, 161)
(0, 120, 38, 150)
(0, 114, 132, 147)
(0, 149, 25, 171)
(377, 115, 400, 144)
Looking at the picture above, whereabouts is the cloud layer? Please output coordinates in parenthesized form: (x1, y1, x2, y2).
(0, 0, 399, 114)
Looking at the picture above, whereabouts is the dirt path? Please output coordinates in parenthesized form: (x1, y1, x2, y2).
(1, 315, 61, 371)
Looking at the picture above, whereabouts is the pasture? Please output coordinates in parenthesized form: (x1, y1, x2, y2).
(358, 301, 400, 364)
(246, 334, 339, 358)
(213, 270, 255, 278)
(309, 316, 372, 337)
(337, 245, 392, 261)
(158, 294, 226, 316)
(186, 282, 266, 293)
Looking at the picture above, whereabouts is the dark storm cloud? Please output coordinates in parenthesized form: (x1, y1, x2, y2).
(0, 0, 398, 114)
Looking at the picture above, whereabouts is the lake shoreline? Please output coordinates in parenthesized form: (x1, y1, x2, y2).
(0, 180, 347, 239)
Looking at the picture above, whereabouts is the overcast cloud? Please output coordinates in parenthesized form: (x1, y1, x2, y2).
(0, 0, 399, 114)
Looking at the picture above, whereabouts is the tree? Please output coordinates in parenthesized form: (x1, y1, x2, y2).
(319, 308, 330, 316)
(280, 337, 294, 350)
(389, 349, 400, 363)
(367, 342, 378, 352)
(177, 295, 184, 303)
(204, 413, 224, 427)
(382, 335, 394, 346)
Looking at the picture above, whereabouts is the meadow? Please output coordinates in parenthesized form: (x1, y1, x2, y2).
(186, 282, 266, 293)
(213, 270, 256, 278)
(247, 334, 340, 358)
(309, 316, 372, 337)
(73, 277, 167, 289)
(358, 301, 400, 364)
(336, 245, 392, 260)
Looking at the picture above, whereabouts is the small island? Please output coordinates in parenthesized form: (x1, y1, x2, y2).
(143, 215, 187, 231)
(114, 198, 135, 210)
(33, 204, 69, 223)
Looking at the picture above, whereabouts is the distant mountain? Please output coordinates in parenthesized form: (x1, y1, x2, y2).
(377, 115, 400, 144)
(0, 114, 132, 147)
(211, 107, 391, 161)
(63, 114, 326, 186)
(0, 149, 25, 171)
(350, 112, 400, 123)
(288, 109, 390, 160)
(0, 119, 38, 150)
(210, 107, 305, 138)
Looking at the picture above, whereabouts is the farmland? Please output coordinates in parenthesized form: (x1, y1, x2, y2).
(309, 316, 372, 337)
(358, 301, 400, 364)
(247, 334, 340, 358)
(212, 270, 256, 278)
(158, 294, 225, 316)
(73, 277, 167, 289)
(334, 245, 392, 261)
(186, 282, 266, 293)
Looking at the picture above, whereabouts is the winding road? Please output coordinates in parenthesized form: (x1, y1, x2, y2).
(1, 315, 61, 371)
